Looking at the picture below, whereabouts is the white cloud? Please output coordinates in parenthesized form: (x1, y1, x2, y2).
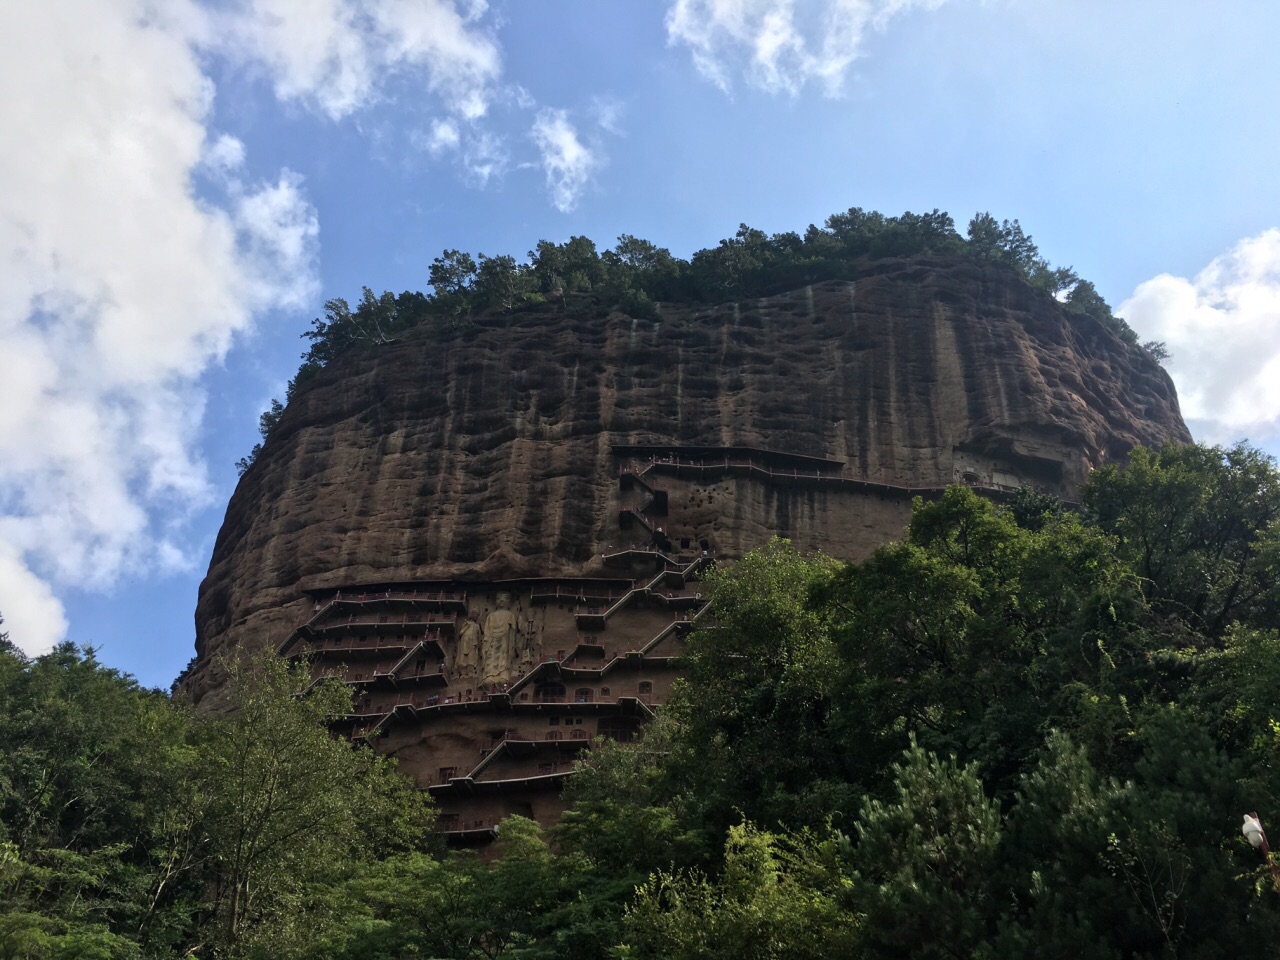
(220, 0, 502, 120)
(223, 0, 531, 192)
(223, 0, 371, 118)
(205, 134, 247, 173)
(665, 0, 949, 96)
(508, 84, 537, 111)
(371, 0, 500, 120)
(592, 95, 625, 136)
(531, 109, 600, 213)
(420, 118, 462, 154)
(460, 128, 510, 187)
(411, 118, 508, 186)
(0, 0, 318, 656)
(0, 0, 591, 657)
(233, 172, 322, 310)
(222, 0, 612, 211)
(0, 542, 68, 657)
(1118, 229, 1280, 444)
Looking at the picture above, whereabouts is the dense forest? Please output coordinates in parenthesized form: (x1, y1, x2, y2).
(6, 441, 1280, 958)
(238, 209, 1162, 474)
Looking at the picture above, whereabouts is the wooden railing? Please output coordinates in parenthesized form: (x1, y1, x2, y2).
(302, 589, 468, 634)
(622, 458, 1034, 500)
(312, 612, 455, 632)
(437, 817, 500, 834)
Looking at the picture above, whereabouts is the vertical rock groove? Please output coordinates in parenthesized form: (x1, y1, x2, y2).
(187, 256, 1190, 703)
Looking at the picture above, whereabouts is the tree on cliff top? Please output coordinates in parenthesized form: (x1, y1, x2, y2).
(966, 212, 1078, 295)
(240, 204, 1148, 483)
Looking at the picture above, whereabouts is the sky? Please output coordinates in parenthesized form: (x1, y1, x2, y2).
(3, 0, 1280, 687)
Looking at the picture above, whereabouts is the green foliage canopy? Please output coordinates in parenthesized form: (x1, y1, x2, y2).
(0, 646, 431, 959)
(23, 441, 1280, 958)
(604, 443, 1280, 958)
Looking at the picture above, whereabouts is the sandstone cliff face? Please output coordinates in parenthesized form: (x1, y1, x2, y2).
(187, 256, 1189, 702)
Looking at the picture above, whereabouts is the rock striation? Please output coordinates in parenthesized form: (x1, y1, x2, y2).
(184, 255, 1190, 835)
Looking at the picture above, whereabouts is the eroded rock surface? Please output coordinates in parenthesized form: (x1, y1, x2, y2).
(186, 256, 1189, 703)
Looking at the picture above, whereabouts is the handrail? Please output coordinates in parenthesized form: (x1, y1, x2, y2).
(302, 589, 467, 633)
(619, 506, 657, 536)
(287, 632, 447, 661)
(623, 458, 1057, 502)
(437, 817, 500, 834)
(464, 733, 591, 781)
(576, 556, 703, 627)
(313, 612, 455, 631)
(507, 596, 707, 700)
(384, 640, 427, 677)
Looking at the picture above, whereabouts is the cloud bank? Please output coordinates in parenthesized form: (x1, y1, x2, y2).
(665, 0, 949, 95)
(1118, 229, 1280, 444)
(0, 0, 320, 656)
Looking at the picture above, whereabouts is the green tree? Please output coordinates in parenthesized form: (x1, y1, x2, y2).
(689, 224, 772, 300)
(620, 822, 858, 960)
(195, 654, 432, 955)
(1194, 626, 1280, 759)
(821, 487, 1145, 794)
(966, 212, 1079, 295)
(308, 816, 615, 960)
(824, 206, 892, 256)
(892, 209, 966, 256)
(1084, 442, 1280, 639)
(257, 399, 284, 441)
(849, 737, 1002, 959)
(427, 249, 480, 325)
(297, 851, 478, 960)
(528, 237, 605, 295)
(1066, 279, 1139, 343)
(1142, 339, 1171, 363)
(473, 253, 530, 312)
(602, 235, 687, 302)
(557, 714, 701, 877)
(967, 213, 1041, 272)
(270, 205, 1141, 398)
(990, 732, 1131, 959)
(665, 539, 846, 836)
(1008, 484, 1065, 531)
(614, 286, 659, 320)
(0, 643, 195, 957)
(234, 399, 287, 477)
(429, 249, 479, 297)
(302, 291, 405, 362)
(608, 234, 670, 274)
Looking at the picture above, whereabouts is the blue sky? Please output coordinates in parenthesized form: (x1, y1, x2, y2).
(4, 0, 1280, 687)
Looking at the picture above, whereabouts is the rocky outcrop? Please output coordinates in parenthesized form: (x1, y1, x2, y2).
(185, 255, 1189, 703)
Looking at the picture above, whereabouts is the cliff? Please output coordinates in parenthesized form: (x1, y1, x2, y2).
(186, 255, 1189, 703)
